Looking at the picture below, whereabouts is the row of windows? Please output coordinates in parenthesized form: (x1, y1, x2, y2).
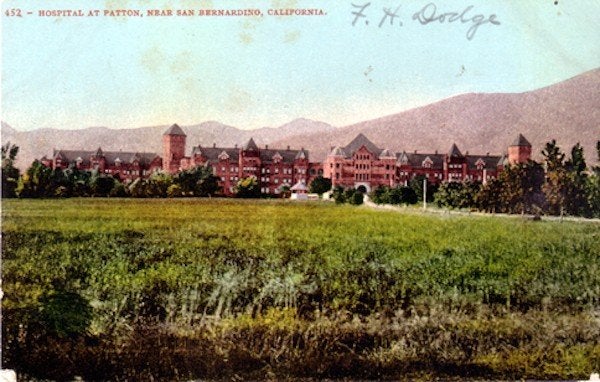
(260, 187, 282, 194)
(260, 177, 292, 184)
(356, 154, 371, 160)
(355, 173, 370, 181)
(355, 164, 370, 170)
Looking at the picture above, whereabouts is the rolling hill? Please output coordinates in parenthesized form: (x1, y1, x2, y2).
(2, 68, 598, 169)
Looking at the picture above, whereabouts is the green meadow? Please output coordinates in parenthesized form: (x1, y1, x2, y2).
(2, 198, 599, 380)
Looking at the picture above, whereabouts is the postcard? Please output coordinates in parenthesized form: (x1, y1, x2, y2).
(1, 0, 599, 380)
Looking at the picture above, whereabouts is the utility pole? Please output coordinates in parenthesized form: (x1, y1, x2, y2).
(423, 178, 427, 210)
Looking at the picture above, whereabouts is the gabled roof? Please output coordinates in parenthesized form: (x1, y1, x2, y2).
(192, 146, 240, 161)
(52, 149, 160, 166)
(218, 150, 230, 160)
(466, 154, 502, 170)
(497, 155, 508, 166)
(295, 149, 307, 160)
(401, 152, 445, 169)
(343, 133, 381, 157)
(163, 123, 186, 136)
(259, 148, 305, 163)
(448, 143, 463, 158)
(243, 138, 259, 151)
(290, 180, 308, 191)
(396, 151, 409, 165)
(380, 149, 395, 159)
(511, 134, 531, 147)
(329, 146, 346, 157)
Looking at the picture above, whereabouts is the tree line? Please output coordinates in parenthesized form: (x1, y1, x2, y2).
(1, 144, 335, 199)
(1, 146, 221, 198)
(3, 139, 599, 217)
(368, 140, 600, 218)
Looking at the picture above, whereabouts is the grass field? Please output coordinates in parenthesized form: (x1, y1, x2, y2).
(2, 198, 600, 380)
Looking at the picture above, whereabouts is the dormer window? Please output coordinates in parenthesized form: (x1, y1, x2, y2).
(476, 158, 485, 170)
(218, 151, 230, 161)
(422, 156, 433, 168)
(75, 157, 83, 167)
(115, 157, 122, 167)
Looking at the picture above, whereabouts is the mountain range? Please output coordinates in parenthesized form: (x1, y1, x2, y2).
(2, 68, 599, 170)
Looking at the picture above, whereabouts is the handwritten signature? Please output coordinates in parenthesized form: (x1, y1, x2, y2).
(351, 2, 501, 41)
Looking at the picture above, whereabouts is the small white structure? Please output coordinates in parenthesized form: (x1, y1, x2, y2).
(0, 370, 16, 382)
(290, 181, 308, 200)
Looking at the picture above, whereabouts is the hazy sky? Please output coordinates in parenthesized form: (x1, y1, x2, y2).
(2, 0, 599, 131)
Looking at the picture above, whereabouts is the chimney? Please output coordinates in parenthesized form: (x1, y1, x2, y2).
(235, 144, 238, 149)
(287, 145, 290, 150)
(265, 144, 269, 149)
(486, 152, 489, 156)
(465, 151, 469, 155)
(435, 150, 438, 155)
(414, 150, 417, 154)
(213, 143, 216, 148)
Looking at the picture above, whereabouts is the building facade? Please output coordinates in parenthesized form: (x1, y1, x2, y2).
(163, 124, 323, 195)
(324, 133, 531, 191)
(41, 148, 162, 182)
(42, 123, 532, 195)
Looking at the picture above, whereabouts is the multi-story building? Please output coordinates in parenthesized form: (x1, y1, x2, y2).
(324, 133, 531, 191)
(41, 148, 162, 181)
(41, 123, 532, 195)
(163, 124, 323, 195)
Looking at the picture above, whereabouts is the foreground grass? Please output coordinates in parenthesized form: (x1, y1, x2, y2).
(2, 198, 600, 380)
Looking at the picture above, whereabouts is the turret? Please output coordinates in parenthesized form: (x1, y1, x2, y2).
(162, 123, 187, 173)
(508, 134, 532, 165)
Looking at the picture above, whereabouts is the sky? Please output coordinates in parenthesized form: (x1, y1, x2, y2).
(1, 0, 599, 131)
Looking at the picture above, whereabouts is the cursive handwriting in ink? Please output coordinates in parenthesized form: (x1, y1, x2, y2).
(379, 5, 402, 27)
(351, 2, 371, 26)
(412, 3, 500, 40)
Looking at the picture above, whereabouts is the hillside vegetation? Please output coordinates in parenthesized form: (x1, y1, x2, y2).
(2, 199, 599, 380)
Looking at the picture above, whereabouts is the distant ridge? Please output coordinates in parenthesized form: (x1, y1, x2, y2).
(271, 68, 600, 162)
(2, 68, 599, 169)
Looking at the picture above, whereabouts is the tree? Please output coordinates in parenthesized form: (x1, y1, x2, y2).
(410, 174, 436, 202)
(173, 166, 220, 196)
(345, 187, 364, 205)
(541, 139, 565, 172)
(475, 178, 504, 213)
(370, 185, 390, 204)
(234, 176, 261, 198)
(145, 171, 173, 197)
(16, 160, 53, 198)
(89, 170, 117, 197)
(309, 176, 332, 195)
(1, 142, 20, 198)
(542, 141, 588, 216)
(587, 140, 600, 217)
(498, 161, 545, 214)
(332, 185, 346, 204)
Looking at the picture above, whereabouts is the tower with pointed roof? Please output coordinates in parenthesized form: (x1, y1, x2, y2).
(162, 123, 187, 173)
(508, 134, 532, 165)
(239, 137, 262, 180)
(444, 143, 467, 181)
